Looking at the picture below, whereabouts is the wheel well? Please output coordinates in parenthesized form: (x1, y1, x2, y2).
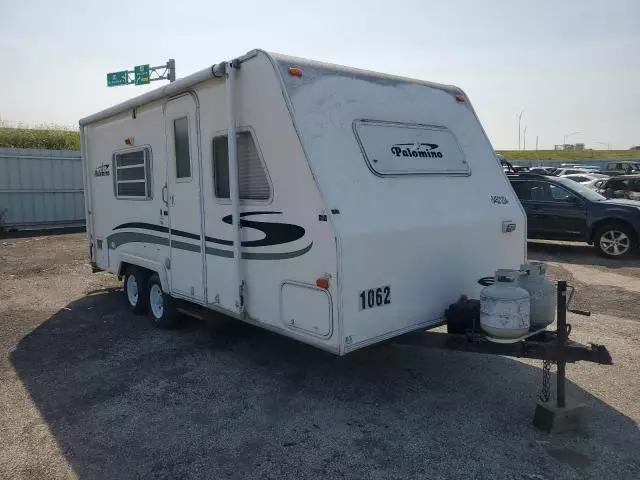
(118, 262, 154, 280)
(589, 219, 637, 244)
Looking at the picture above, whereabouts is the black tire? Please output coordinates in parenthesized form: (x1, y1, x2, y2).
(124, 268, 149, 314)
(595, 223, 636, 258)
(146, 274, 180, 328)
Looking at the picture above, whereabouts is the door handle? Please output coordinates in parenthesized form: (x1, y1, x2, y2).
(161, 184, 168, 206)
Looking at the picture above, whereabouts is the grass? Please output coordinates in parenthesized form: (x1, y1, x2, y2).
(0, 122, 80, 150)
(497, 150, 640, 161)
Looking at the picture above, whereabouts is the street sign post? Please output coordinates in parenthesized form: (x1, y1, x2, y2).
(106, 71, 128, 87)
(134, 64, 150, 85)
(106, 60, 176, 87)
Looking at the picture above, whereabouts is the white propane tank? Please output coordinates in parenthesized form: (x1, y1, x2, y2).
(519, 262, 555, 329)
(480, 269, 531, 339)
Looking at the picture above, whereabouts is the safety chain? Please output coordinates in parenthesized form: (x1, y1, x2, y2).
(538, 360, 553, 402)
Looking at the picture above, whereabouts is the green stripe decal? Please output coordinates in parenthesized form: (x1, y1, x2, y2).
(107, 232, 312, 260)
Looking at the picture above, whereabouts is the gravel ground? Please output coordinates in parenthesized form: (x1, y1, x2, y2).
(0, 233, 638, 480)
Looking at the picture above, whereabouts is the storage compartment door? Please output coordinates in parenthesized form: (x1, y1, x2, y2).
(281, 282, 333, 338)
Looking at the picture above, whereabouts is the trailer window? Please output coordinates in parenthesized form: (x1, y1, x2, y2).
(112, 148, 151, 199)
(173, 117, 191, 179)
(212, 132, 270, 200)
(354, 120, 469, 176)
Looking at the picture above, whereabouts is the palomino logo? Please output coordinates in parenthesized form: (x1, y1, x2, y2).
(390, 142, 443, 159)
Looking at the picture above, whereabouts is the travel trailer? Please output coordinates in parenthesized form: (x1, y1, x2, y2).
(80, 49, 526, 355)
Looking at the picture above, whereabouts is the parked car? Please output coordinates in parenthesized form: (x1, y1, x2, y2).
(596, 175, 640, 201)
(559, 163, 600, 171)
(554, 168, 593, 176)
(508, 173, 640, 257)
(584, 178, 607, 190)
(561, 173, 607, 185)
(600, 161, 640, 176)
(529, 166, 558, 175)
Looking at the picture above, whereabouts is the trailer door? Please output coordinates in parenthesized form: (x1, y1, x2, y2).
(165, 94, 205, 301)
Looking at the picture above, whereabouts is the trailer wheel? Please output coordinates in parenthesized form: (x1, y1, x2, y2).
(124, 268, 149, 315)
(595, 223, 636, 258)
(146, 274, 179, 328)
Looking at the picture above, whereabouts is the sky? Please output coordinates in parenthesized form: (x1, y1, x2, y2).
(0, 0, 638, 150)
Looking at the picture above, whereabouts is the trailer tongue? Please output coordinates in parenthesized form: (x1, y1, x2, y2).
(393, 280, 612, 432)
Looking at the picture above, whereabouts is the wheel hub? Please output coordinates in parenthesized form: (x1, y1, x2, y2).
(150, 284, 164, 319)
(126, 275, 139, 306)
(600, 230, 630, 256)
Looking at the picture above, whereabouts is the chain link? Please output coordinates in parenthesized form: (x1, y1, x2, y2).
(538, 360, 552, 402)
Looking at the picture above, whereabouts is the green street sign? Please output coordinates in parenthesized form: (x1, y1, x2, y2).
(134, 64, 150, 85)
(107, 71, 128, 87)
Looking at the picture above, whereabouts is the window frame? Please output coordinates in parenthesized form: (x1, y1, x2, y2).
(211, 127, 273, 205)
(173, 116, 193, 183)
(112, 146, 153, 201)
(511, 179, 582, 205)
(548, 183, 581, 203)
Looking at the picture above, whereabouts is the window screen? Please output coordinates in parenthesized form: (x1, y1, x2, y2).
(174, 117, 191, 179)
(213, 132, 270, 200)
(113, 148, 151, 199)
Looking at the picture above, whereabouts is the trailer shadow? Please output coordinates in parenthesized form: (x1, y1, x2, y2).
(10, 289, 640, 480)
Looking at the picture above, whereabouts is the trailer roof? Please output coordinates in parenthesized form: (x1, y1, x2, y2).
(268, 52, 459, 94)
(79, 49, 459, 127)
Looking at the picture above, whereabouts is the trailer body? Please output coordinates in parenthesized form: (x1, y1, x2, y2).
(80, 50, 526, 354)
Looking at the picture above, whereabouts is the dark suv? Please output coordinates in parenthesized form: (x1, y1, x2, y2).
(508, 173, 640, 257)
(600, 161, 640, 176)
(596, 175, 640, 201)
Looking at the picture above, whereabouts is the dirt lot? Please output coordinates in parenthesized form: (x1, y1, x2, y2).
(0, 233, 638, 480)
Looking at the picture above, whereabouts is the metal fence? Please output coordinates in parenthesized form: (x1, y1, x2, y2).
(0, 148, 84, 230)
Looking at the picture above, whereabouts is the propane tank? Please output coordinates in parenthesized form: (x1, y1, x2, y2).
(519, 262, 555, 329)
(480, 269, 530, 339)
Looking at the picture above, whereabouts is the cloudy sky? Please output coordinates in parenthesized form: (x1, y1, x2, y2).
(1, 0, 638, 149)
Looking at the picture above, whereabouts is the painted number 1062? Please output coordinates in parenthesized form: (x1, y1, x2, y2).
(359, 286, 391, 310)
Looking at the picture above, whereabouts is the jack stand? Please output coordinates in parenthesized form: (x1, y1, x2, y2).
(533, 281, 587, 433)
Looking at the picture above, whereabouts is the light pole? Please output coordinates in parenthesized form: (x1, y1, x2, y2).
(563, 131, 580, 147)
(596, 141, 611, 150)
(523, 126, 527, 150)
(518, 111, 524, 150)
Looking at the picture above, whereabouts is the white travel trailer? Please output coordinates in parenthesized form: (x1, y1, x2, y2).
(80, 49, 526, 355)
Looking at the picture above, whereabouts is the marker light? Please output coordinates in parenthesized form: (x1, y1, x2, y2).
(316, 278, 329, 289)
(288, 67, 304, 77)
(455, 95, 465, 103)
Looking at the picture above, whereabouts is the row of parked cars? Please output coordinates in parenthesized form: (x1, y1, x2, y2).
(497, 157, 640, 258)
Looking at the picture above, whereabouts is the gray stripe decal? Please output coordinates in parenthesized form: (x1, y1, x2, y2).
(107, 232, 169, 249)
(242, 242, 313, 260)
(108, 232, 312, 260)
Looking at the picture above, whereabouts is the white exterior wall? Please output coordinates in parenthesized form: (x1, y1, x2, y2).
(196, 53, 340, 351)
(86, 102, 170, 286)
(274, 55, 527, 352)
(83, 52, 341, 353)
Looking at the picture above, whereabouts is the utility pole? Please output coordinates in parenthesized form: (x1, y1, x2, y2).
(523, 126, 527, 150)
(596, 141, 611, 150)
(518, 111, 524, 150)
(536, 135, 539, 151)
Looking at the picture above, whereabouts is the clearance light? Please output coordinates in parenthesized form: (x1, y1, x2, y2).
(124, 137, 134, 145)
(288, 67, 304, 77)
(316, 278, 329, 289)
(455, 95, 465, 103)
